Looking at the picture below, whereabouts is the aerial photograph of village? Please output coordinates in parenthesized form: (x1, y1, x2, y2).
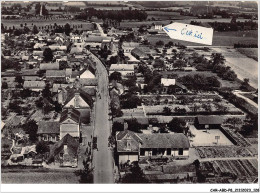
(1, 0, 258, 187)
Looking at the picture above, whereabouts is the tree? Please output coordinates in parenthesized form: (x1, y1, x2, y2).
(2, 82, 8, 89)
(121, 162, 150, 183)
(109, 71, 122, 82)
(32, 25, 39, 34)
(210, 53, 225, 66)
(43, 103, 52, 115)
(173, 59, 187, 69)
(23, 120, 38, 142)
(15, 75, 24, 84)
(20, 89, 32, 99)
(127, 118, 142, 133)
(43, 48, 53, 62)
(36, 141, 50, 154)
(42, 83, 52, 99)
(53, 101, 62, 113)
(156, 40, 164, 47)
(168, 118, 186, 133)
(112, 121, 124, 135)
(64, 23, 71, 36)
(74, 155, 93, 183)
(225, 117, 242, 129)
(240, 78, 250, 91)
(163, 107, 171, 115)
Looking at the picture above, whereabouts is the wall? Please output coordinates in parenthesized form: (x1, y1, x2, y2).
(119, 154, 138, 164)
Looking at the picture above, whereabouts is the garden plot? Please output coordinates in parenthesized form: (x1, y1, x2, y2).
(189, 125, 233, 146)
(210, 159, 258, 180)
(122, 108, 145, 117)
(196, 146, 252, 159)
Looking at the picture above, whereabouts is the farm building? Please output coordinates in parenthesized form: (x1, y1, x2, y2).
(37, 121, 60, 142)
(109, 64, 135, 76)
(194, 116, 224, 130)
(116, 130, 190, 165)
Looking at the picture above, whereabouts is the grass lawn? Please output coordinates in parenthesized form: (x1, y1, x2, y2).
(237, 48, 258, 61)
(1, 170, 80, 184)
(159, 70, 241, 89)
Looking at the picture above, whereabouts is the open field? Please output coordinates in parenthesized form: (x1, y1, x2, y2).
(146, 30, 258, 47)
(1, 170, 79, 184)
(2, 19, 94, 30)
(237, 48, 258, 61)
(189, 126, 233, 146)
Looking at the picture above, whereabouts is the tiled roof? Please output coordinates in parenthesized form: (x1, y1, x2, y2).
(138, 133, 190, 149)
(60, 108, 81, 123)
(46, 70, 66, 77)
(48, 134, 79, 163)
(110, 64, 135, 71)
(23, 81, 46, 88)
(40, 62, 60, 70)
(116, 130, 190, 152)
(197, 116, 223, 125)
(37, 121, 60, 134)
(63, 88, 94, 108)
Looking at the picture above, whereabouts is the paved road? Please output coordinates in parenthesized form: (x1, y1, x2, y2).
(91, 53, 114, 183)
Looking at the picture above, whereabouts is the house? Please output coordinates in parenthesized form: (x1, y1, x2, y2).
(37, 121, 60, 142)
(40, 62, 60, 70)
(101, 39, 119, 53)
(60, 108, 81, 139)
(62, 88, 94, 124)
(48, 44, 67, 51)
(48, 134, 79, 167)
(79, 65, 96, 79)
(23, 81, 46, 91)
(109, 64, 135, 76)
(131, 47, 149, 60)
(122, 42, 140, 53)
(161, 78, 188, 94)
(194, 116, 224, 130)
(116, 130, 190, 164)
(46, 70, 66, 83)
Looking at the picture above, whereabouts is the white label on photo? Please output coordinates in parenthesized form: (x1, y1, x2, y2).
(163, 22, 214, 45)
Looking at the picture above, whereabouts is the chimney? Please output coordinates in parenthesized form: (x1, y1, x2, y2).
(74, 92, 80, 108)
(124, 122, 128, 131)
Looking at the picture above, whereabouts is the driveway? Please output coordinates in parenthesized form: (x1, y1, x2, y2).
(91, 53, 114, 183)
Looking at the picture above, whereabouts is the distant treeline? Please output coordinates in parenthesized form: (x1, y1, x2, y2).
(75, 8, 147, 22)
(234, 43, 258, 48)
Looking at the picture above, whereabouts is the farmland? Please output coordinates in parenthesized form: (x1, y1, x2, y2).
(2, 19, 94, 30)
(237, 48, 258, 61)
(146, 30, 258, 47)
(1, 169, 79, 184)
(201, 159, 258, 182)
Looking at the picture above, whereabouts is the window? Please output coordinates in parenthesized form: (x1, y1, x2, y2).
(167, 149, 171, 155)
(60, 153, 64, 158)
(140, 149, 145, 156)
(178, 148, 183, 155)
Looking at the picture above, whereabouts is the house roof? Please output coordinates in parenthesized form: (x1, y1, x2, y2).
(60, 108, 81, 123)
(48, 134, 79, 163)
(197, 116, 224, 125)
(122, 42, 140, 48)
(40, 62, 60, 70)
(138, 133, 190, 149)
(79, 78, 98, 86)
(46, 70, 66, 77)
(161, 78, 176, 87)
(23, 81, 46, 88)
(110, 64, 135, 71)
(116, 130, 190, 152)
(37, 121, 60, 134)
(131, 47, 148, 58)
(63, 88, 94, 108)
